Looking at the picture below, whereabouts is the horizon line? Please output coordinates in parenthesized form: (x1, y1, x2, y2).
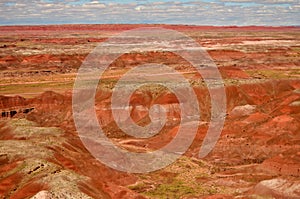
(0, 23, 299, 28)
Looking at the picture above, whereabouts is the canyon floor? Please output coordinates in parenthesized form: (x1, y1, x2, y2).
(0, 25, 299, 199)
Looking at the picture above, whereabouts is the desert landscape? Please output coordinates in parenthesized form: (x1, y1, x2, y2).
(0, 24, 299, 198)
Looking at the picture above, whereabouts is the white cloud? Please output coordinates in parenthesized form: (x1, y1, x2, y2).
(220, 0, 299, 4)
(0, 0, 299, 26)
(134, 5, 146, 11)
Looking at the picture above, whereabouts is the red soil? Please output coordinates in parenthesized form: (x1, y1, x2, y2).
(0, 25, 299, 198)
(0, 82, 299, 198)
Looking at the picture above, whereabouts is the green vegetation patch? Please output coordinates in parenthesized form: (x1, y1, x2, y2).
(145, 180, 195, 199)
(246, 69, 291, 79)
(128, 156, 230, 198)
(0, 81, 73, 98)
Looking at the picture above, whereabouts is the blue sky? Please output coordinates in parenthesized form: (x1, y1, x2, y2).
(0, 0, 299, 26)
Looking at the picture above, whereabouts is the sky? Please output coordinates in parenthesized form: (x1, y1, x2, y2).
(0, 0, 299, 26)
